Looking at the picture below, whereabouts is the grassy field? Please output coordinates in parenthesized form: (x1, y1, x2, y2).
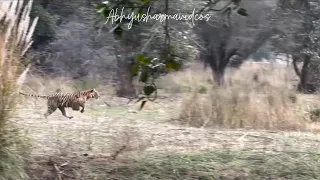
(2, 1, 320, 179)
(13, 62, 320, 180)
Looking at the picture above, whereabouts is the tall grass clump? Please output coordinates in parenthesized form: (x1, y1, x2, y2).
(0, 0, 38, 179)
(177, 62, 314, 131)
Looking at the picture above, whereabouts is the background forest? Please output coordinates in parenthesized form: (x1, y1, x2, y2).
(2, 0, 320, 179)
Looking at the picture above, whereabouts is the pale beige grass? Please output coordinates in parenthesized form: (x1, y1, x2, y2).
(16, 65, 320, 179)
(0, 0, 39, 179)
(162, 61, 320, 131)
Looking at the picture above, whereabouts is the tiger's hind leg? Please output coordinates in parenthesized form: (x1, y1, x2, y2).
(58, 106, 73, 119)
(44, 106, 57, 119)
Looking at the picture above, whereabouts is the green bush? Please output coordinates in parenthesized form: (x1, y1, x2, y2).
(310, 107, 320, 122)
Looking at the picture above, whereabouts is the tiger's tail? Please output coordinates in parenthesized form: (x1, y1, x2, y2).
(19, 92, 50, 99)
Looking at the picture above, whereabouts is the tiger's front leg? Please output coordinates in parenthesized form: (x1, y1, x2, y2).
(80, 104, 85, 113)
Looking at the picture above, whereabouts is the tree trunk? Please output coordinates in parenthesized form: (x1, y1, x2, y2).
(212, 69, 225, 86)
(296, 54, 316, 93)
(116, 58, 137, 98)
(292, 54, 301, 77)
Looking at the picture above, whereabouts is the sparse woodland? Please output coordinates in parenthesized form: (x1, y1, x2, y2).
(2, 0, 320, 179)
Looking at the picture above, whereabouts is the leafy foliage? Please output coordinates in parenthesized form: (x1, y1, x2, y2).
(133, 52, 181, 109)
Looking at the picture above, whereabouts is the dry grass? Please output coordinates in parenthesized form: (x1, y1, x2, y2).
(26, 148, 320, 180)
(25, 127, 320, 180)
(16, 63, 320, 179)
(0, 0, 38, 179)
(167, 62, 320, 131)
(10, 26, 320, 180)
(1, 1, 318, 179)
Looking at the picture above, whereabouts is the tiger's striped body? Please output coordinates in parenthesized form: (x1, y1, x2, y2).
(19, 89, 100, 119)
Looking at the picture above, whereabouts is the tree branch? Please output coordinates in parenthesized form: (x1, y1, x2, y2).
(220, 48, 237, 70)
(237, 28, 277, 61)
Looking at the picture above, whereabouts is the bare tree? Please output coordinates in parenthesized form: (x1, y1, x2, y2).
(271, 0, 320, 93)
(195, 1, 277, 86)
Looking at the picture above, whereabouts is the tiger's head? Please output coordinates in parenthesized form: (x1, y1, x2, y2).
(88, 89, 100, 99)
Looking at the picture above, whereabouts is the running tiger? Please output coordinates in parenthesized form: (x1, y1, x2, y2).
(19, 88, 100, 119)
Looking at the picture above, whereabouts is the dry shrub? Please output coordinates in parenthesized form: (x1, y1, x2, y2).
(178, 61, 316, 131)
(157, 63, 213, 94)
(22, 75, 75, 93)
(21, 74, 110, 95)
(0, 0, 38, 179)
